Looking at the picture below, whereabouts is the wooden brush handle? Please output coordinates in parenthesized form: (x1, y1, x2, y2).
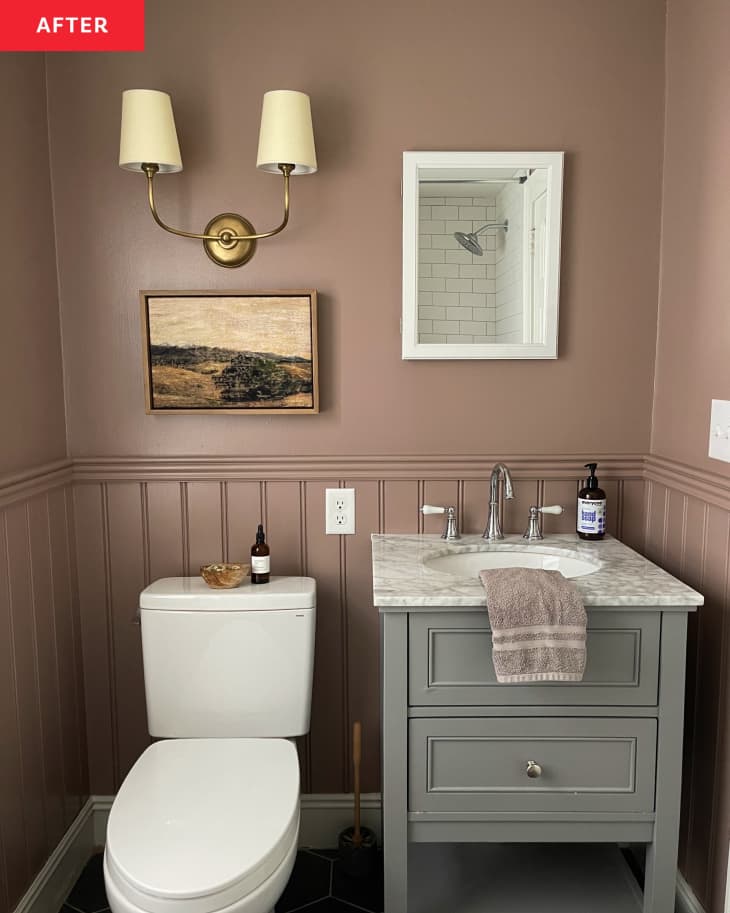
(353, 720, 362, 767)
(353, 721, 362, 844)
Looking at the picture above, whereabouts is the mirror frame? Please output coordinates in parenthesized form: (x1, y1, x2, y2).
(402, 151, 564, 360)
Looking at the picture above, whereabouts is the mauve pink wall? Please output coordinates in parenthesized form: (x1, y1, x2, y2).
(46, 0, 665, 459)
(0, 54, 67, 474)
(0, 479, 88, 913)
(651, 0, 730, 471)
(646, 0, 730, 910)
(0, 55, 87, 913)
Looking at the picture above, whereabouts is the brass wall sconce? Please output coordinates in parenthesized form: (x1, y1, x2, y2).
(119, 89, 317, 267)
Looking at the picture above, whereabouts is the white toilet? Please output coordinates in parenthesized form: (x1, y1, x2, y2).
(103, 575, 316, 913)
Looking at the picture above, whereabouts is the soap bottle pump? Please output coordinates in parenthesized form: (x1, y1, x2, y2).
(577, 462, 607, 541)
(251, 524, 270, 584)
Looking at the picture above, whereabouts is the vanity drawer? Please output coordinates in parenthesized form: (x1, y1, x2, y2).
(409, 611, 660, 706)
(409, 716, 657, 814)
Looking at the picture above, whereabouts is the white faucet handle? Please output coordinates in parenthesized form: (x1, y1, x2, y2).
(422, 505, 460, 540)
(539, 505, 564, 515)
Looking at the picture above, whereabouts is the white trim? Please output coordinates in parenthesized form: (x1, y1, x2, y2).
(298, 793, 382, 847)
(91, 795, 114, 847)
(676, 870, 706, 913)
(401, 150, 563, 360)
(12, 798, 95, 913)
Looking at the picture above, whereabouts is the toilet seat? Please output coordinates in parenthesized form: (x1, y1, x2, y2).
(105, 738, 300, 913)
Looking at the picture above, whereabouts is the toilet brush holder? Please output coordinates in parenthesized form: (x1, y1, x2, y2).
(337, 825, 378, 878)
(337, 721, 379, 878)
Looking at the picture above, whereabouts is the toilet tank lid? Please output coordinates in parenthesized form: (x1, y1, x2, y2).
(140, 576, 316, 611)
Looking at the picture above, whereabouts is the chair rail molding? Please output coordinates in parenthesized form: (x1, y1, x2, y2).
(71, 453, 646, 482)
(0, 458, 73, 507)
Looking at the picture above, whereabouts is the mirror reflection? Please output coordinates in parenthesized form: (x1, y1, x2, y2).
(418, 170, 546, 346)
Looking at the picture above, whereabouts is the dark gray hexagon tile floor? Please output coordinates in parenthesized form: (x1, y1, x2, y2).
(61, 853, 107, 913)
(60, 848, 383, 913)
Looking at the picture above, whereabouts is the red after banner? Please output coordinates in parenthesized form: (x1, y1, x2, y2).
(0, 0, 144, 51)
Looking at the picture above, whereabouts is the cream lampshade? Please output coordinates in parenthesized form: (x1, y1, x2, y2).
(256, 90, 317, 175)
(119, 89, 183, 173)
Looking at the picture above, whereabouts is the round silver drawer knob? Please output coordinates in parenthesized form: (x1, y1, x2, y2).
(525, 760, 542, 779)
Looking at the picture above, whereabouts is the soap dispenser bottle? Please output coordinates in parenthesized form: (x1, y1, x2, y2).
(251, 524, 270, 584)
(577, 462, 607, 540)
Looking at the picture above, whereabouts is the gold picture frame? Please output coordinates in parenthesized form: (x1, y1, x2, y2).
(140, 290, 319, 414)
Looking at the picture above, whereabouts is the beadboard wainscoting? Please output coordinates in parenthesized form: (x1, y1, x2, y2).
(643, 456, 730, 913)
(0, 461, 88, 913)
(70, 454, 646, 799)
(9, 452, 730, 913)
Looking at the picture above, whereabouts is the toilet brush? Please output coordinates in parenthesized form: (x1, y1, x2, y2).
(337, 721, 378, 877)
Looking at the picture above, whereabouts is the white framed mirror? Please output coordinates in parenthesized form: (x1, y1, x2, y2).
(402, 151, 564, 359)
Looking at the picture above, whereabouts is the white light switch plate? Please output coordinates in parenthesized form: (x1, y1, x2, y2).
(709, 399, 730, 463)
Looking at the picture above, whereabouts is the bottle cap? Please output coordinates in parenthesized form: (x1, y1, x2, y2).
(256, 524, 265, 544)
(584, 462, 599, 490)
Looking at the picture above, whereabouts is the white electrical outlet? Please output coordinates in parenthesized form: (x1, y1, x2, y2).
(325, 488, 356, 534)
(709, 400, 730, 463)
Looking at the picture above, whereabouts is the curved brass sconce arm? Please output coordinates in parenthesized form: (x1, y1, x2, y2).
(142, 163, 293, 267)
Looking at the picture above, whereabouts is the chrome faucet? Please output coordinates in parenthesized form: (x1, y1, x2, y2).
(483, 463, 515, 540)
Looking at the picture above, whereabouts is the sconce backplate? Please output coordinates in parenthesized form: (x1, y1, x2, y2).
(203, 213, 257, 268)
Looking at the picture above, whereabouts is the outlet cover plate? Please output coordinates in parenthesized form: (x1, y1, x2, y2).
(709, 400, 730, 463)
(325, 488, 356, 535)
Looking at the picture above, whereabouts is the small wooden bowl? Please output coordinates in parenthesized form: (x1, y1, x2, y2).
(200, 563, 249, 588)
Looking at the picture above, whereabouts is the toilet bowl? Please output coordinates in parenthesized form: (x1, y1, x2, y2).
(103, 576, 316, 913)
(104, 738, 300, 913)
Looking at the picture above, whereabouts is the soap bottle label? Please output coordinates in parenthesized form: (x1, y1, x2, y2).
(577, 498, 606, 535)
(251, 555, 270, 574)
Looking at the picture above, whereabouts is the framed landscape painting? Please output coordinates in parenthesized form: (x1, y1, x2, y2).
(140, 290, 319, 414)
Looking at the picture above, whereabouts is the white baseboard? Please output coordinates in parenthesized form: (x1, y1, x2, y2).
(298, 793, 382, 847)
(676, 871, 706, 913)
(12, 798, 95, 913)
(91, 796, 114, 848)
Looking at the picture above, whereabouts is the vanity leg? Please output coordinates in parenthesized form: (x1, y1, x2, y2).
(381, 613, 409, 913)
(643, 612, 688, 913)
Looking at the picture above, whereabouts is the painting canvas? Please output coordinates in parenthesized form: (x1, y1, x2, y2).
(141, 290, 318, 414)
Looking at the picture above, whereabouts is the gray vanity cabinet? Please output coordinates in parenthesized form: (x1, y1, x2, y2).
(381, 605, 691, 913)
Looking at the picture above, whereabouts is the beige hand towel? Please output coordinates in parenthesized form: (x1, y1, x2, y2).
(479, 567, 587, 683)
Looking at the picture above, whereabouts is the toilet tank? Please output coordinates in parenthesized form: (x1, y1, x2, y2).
(139, 576, 316, 738)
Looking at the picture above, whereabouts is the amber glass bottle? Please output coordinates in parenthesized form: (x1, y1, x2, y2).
(577, 462, 607, 540)
(251, 524, 270, 584)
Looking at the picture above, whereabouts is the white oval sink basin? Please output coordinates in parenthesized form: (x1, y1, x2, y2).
(424, 549, 600, 579)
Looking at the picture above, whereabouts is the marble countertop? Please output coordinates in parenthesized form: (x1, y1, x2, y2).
(371, 533, 703, 609)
